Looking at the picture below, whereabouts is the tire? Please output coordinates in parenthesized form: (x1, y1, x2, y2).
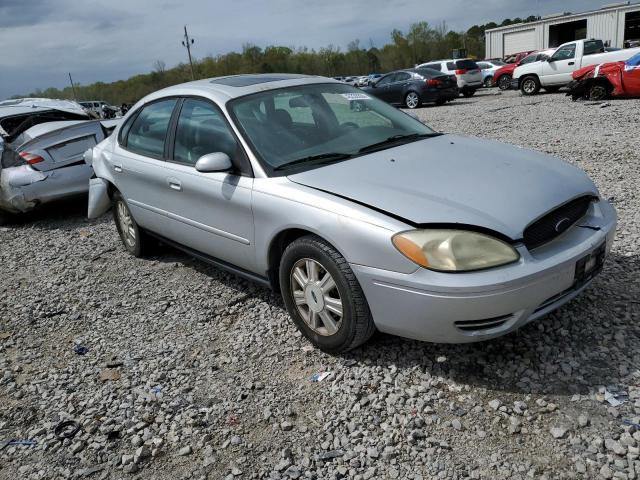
(483, 76, 493, 88)
(589, 84, 608, 101)
(462, 89, 476, 98)
(112, 191, 149, 257)
(497, 74, 511, 90)
(520, 76, 540, 95)
(544, 86, 560, 93)
(279, 235, 375, 353)
(404, 91, 421, 109)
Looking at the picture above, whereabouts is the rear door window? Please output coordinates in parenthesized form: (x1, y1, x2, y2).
(446, 62, 456, 71)
(125, 99, 177, 158)
(423, 63, 441, 71)
(583, 40, 604, 56)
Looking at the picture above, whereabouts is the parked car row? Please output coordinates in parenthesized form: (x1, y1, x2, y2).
(511, 39, 640, 95)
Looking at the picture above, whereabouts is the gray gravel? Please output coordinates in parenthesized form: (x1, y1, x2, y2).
(1, 88, 639, 479)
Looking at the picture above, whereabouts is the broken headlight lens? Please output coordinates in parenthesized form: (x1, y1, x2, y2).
(392, 229, 519, 272)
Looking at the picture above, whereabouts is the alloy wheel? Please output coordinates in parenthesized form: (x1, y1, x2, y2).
(290, 258, 343, 336)
(116, 201, 136, 248)
(405, 92, 419, 109)
(523, 79, 536, 94)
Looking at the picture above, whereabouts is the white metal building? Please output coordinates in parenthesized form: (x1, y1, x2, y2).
(485, 1, 640, 59)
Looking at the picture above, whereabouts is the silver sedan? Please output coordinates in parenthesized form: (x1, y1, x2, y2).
(85, 74, 616, 353)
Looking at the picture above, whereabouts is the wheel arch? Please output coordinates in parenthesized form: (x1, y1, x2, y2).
(266, 227, 347, 293)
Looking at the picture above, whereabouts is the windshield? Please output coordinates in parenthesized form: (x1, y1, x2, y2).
(228, 83, 436, 174)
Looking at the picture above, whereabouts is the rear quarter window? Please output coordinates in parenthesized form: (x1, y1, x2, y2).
(584, 40, 605, 56)
(456, 60, 479, 70)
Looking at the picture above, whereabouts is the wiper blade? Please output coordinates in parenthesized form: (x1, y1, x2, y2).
(358, 133, 441, 154)
(274, 152, 354, 171)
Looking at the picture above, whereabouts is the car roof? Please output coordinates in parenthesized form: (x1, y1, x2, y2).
(139, 74, 338, 106)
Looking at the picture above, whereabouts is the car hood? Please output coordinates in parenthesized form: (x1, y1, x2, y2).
(287, 134, 598, 239)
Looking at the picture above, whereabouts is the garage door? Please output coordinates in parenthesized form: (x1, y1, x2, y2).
(503, 29, 536, 55)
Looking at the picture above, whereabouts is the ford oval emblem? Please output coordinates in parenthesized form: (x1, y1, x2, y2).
(555, 217, 571, 233)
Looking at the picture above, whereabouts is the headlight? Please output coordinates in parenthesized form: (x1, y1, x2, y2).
(392, 229, 519, 272)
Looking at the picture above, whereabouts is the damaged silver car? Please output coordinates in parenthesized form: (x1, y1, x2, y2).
(0, 98, 120, 224)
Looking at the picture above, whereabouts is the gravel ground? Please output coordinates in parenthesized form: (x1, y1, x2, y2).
(1, 89, 639, 480)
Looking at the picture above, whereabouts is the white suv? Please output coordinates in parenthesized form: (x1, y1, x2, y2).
(416, 59, 483, 97)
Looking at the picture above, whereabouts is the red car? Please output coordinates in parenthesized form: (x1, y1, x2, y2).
(568, 52, 640, 100)
(491, 51, 536, 90)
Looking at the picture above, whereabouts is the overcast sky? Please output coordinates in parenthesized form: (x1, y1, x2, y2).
(0, 0, 608, 100)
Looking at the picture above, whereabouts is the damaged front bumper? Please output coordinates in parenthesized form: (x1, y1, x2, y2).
(0, 164, 48, 213)
(87, 177, 111, 219)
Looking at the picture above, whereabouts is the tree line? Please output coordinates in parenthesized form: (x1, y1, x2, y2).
(22, 16, 539, 105)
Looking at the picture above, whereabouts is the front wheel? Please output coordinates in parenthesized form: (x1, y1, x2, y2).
(483, 76, 493, 88)
(520, 76, 540, 95)
(404, 91, 421, 109)
(112, 191, 150, 257)
(589, 84, 609, 101)
(279, 235, 375, 353)
(497, 74, 512, 90)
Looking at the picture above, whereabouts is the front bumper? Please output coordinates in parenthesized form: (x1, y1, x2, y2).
(351, 200, 617, 343)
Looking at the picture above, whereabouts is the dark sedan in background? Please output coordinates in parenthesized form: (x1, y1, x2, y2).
(362, 68, 458, 108)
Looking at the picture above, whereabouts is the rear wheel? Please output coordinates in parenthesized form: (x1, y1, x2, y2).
(497, 74, 512, 90)
(279, 235, 375, 353)
(520, 76, 540, 95)
(112, 191, 150, 257)
(404, 91, 421, 109)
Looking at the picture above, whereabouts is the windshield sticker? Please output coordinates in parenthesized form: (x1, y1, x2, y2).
(341, 93, 371, 101)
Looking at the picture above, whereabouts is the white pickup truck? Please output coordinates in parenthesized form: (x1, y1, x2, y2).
(512, 39, 640, 95)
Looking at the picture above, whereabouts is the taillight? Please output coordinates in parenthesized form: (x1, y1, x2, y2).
(18, 152, 45, 165)
(455, 69, 467, 75)
(426, 78, 442, 86)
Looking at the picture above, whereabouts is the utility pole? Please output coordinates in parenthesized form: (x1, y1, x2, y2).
(68, 72, 78, 100)
(181, 25, 195, 80)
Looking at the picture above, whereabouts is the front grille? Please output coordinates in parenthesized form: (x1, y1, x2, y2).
(454, 314, 512, 332)
(523, 196, 594, 250)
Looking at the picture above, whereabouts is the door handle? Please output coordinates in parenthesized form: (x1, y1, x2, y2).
(568, 62, 575, 65)
(113, 163, 123, 173)
(167, 178, 182, 191)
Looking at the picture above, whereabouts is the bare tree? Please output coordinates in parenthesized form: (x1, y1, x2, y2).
(153, 60, 166, 74)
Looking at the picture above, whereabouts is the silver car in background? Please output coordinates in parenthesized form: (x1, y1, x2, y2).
(86, 74, 616, 353)
(0, 99, 120, 223)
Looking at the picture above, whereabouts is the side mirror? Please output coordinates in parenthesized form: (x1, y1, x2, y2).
(369, 81, 376, 88)
(547, 57, 554, 63)
(195, 152, 232, 173)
